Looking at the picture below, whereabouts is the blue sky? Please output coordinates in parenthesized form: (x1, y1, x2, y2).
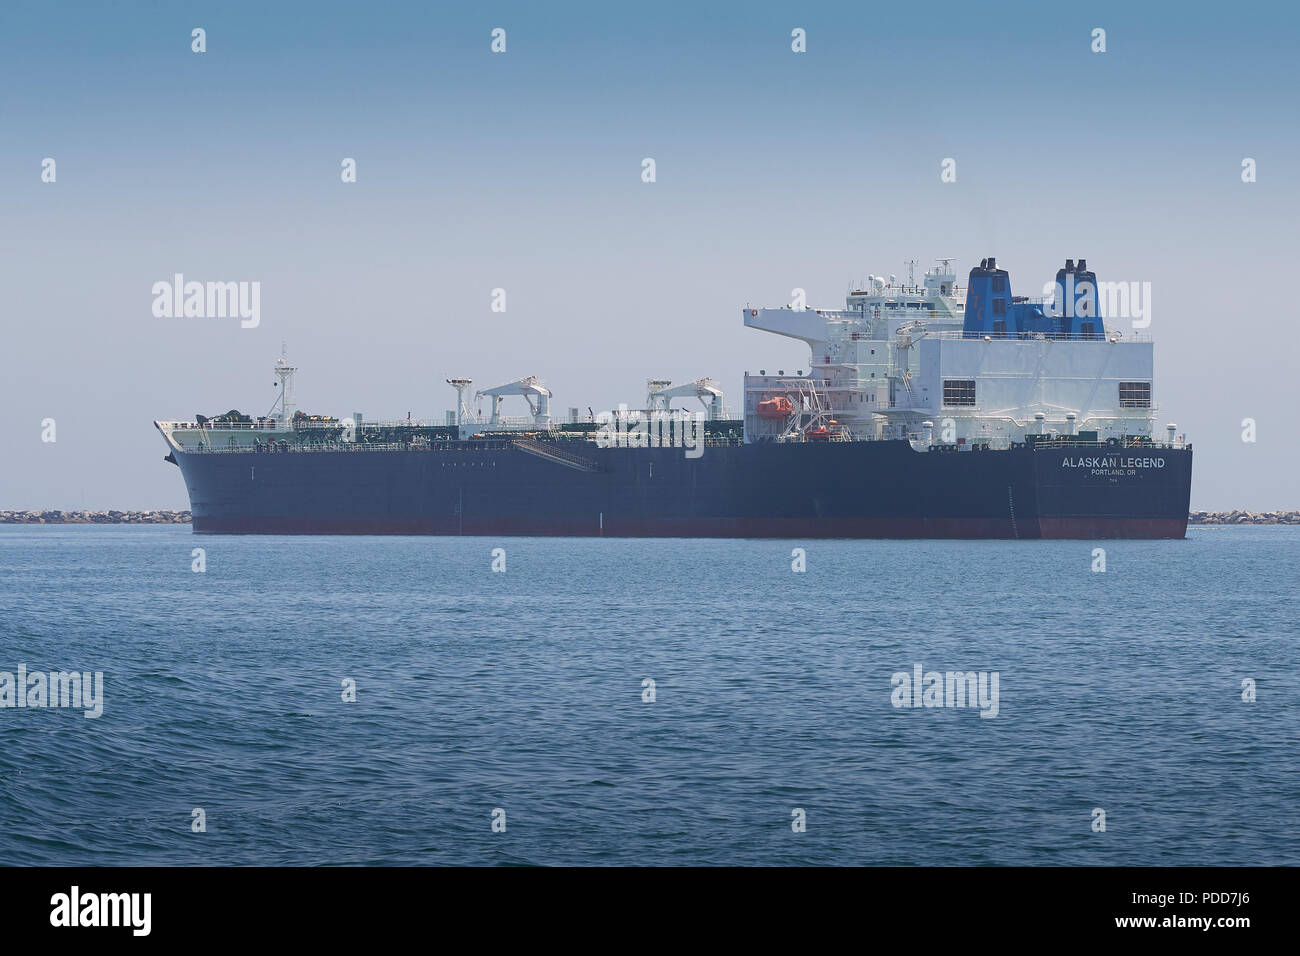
(2, 0, 1297, 508)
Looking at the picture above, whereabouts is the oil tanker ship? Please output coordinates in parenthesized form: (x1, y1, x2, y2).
(156, 258, 1193, 538)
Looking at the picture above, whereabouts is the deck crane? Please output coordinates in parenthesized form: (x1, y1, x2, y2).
(475, 376, 552, 426)
(646, 378, 725, 420)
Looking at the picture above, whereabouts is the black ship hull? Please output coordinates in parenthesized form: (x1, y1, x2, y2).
(170, 439, 1193, 539)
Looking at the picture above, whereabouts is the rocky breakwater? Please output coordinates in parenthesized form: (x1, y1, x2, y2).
(1189, 510, 1300, 525)
(0, 510, 191, 524)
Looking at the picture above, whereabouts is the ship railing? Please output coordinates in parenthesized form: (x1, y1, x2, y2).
(160, 419, 285, 430)
(923, 330, 1153, 342)
(283, 414, 740, 432)
(296, 419, 581, 434)
(184, 438, 520, 454)
(477, 416, 555, 428)
(1026, 437, 1191, 450)
(181, 433, 750, 454)
(294, 420, 446, 431)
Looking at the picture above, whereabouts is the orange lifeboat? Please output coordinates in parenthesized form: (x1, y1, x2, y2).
(806, 426, 831, 441)
(756, 396, 794, 420)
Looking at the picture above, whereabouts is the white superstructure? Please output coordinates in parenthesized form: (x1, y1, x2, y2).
(743, 259, 1169, 449)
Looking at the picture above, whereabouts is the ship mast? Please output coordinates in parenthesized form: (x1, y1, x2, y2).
(273, 343, 297, 426)
(447, 378, 474, 427)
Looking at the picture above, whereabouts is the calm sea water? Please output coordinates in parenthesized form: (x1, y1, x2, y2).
(0, 525, 1296, 866)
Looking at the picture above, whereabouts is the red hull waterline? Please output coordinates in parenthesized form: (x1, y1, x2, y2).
(191, 515, 1189, 540)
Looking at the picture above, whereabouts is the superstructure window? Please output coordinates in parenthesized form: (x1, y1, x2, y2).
(1119, 382, 1151, 408)
(992, 298, 1006, 316)
(943, 379, 976, 406)
(992, 276, 1006, 292)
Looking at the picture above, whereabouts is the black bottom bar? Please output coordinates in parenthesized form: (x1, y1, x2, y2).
(0, 865, 1284, 941)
